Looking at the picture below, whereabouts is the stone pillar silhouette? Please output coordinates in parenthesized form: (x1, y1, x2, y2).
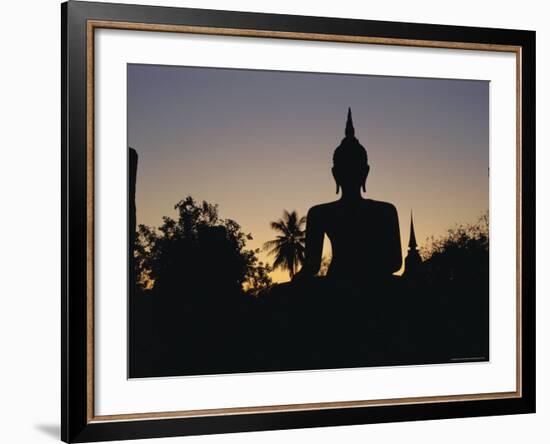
(129, 147, 138, 289)
(128, 147, 139, 375)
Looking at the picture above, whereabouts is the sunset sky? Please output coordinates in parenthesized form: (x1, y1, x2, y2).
(128, 64, 489, 283)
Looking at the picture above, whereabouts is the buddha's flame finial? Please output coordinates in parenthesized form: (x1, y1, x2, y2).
(345, 107, 355, 138)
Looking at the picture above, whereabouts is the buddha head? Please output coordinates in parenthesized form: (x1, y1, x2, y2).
(332, 108, 369, 194)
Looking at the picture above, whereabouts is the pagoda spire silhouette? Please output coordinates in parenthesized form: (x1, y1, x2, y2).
(408, 211, 418, 250)
(404, 211, 422, 278)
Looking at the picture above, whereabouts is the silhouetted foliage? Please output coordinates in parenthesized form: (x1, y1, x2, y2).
(243, 251, 273, 297)
(263, 210, 306, 279)
(134, 196, 272, 295)
(421, 213, 489, 285)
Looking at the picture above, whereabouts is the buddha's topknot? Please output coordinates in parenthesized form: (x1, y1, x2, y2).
(332, 108, 368, 168)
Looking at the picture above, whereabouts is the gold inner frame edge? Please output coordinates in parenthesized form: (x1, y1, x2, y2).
(85, 19, 523, 423)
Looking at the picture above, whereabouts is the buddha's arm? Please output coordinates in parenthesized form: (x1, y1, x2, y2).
(383, 204, 403, 274)
(385, 204, 403, 274)
(294, 207, 324, 279)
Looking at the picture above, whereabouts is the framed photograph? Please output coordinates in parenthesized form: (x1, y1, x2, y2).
(62, 1, 536, 442)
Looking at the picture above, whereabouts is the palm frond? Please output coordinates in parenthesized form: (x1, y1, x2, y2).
(270, 220, 289, 235)
(264, 209, 307, 279)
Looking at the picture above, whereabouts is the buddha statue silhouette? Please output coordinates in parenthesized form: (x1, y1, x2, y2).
(294, 108, 402, 285)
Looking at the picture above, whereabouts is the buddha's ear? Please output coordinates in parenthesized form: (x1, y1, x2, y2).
(332, 167, 340, 194)
(362, 165, 370, 192)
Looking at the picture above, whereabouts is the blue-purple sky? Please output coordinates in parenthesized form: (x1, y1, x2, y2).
(128, 64, 489, 281)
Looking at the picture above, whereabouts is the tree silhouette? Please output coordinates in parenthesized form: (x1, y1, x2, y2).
(421, 212, 489, 285)
(134, 196, 271, 296)
(263, 210, 306, 279)
(242, 251, 272, 297)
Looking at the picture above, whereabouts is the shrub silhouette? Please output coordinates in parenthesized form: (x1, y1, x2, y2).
(135, 196, 271, 298)
(422, 213, 489, 286)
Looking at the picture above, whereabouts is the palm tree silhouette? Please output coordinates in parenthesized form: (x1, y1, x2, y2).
(263, 210, 306, 279)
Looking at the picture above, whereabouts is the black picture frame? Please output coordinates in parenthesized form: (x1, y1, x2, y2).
(62, 1, 536, 442)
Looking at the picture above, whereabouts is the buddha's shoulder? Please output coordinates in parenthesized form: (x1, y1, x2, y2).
(364, 198, 398, 213)
(306, 201, 339, 217)
(306, 199, 398, 218)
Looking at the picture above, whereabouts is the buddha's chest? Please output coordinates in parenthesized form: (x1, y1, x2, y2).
(324, 218, 386, 247)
